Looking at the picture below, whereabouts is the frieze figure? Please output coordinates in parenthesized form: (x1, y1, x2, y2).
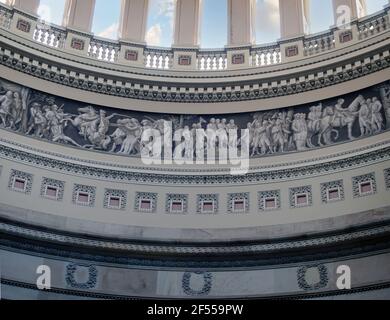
(379, 85, 390, 129)
(359, 99, 372, 136)
(26, 103, 47, 138)
(11, 92, 23, 129)
(0, 91, 14, 128)
(292, 113, 308, 151)
(371, 97, 384, 133)
(45, 104, 81, 147)
(111, 118, 142, 155)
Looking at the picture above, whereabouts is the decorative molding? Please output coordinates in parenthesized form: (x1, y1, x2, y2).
(8, 169, 33, 194)
(70, 38, 85, 51)
(72, 184, 96, 207)
(339, 30, 353, 43)
(124, 50, 138, 61)
(352, 172, 377, 198)
(232, 54, 245, 65)
(165, 194, 188, 214)
(258, 190, 281, 211)
(182, 272, 213, 296)
(297, 265, 329, 291)
(285, 45, 299, 57)
(320, 180, 345, 204)
(0, 142, 389, 186)
(16, 19, 31, 33)
(227, 193, 249, 213)
(40, 177, 65, 201)
(65, 264, 98, 290)
(1, 218, 390, 257)
(135, 192, 157, 213)
(197, 194, 219, 214)
(289, 186, 313, 208)
(178, 55, 191, 66)
(3, 277, 390, 300)
(385, 168, 390, 190)
(103, 189, 127, 210)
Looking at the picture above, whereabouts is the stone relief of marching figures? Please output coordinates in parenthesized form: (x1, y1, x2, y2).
(0, 79, 389, 159)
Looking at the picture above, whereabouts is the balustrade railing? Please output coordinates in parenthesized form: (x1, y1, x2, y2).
(33, 23, 66, 49)
(250, 44, 281, 66)
(0, 3, 388, 72)
(88, 37, 120, 63)
(303, 30, 335, 56)
(144, 47, 173, 69)
(357, 9, 390, 40)
(197, 50, 227, 71)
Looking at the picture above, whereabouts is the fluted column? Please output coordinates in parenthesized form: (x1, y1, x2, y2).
(279, 0, 310, 38)
(173, 0, 202, 47)
(119, 0, 149, 43)
(10, 0, 40, 15)
(227, 0, 256, 46)
(332, 0, 366, 24)
(62, 0, 96, 33)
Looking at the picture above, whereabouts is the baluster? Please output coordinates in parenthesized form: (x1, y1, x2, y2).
(88, 42, 95, 58)
(145, 53, 151, 68)
(168, 53, 173, 69)
(152, 55, 157, 68)
(200, 56, 205, 70)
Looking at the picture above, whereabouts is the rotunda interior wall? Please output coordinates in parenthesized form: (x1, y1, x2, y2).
(2, 248, 390, 299)
(0, 150, 389, 238)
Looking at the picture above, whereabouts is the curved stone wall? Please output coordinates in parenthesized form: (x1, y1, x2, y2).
(0, 7, 389, 114)
(0, 7, 389, 300)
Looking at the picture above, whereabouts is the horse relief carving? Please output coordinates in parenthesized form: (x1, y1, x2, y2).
(0, 78, 388, 159)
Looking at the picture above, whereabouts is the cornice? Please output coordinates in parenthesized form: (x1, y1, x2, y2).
(2, 278, 390, 300)
(0, 30, 389, 105)
(1, 137, 390, 185)
(1, 216, 390, 268)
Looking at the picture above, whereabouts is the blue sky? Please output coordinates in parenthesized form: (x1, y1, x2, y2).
(31, 0, 389, 46)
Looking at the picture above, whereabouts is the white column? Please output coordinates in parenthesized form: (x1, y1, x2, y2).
(227, 0, 255, 46)
(119, 0, 149, 43)
(173, 0, 202, 47)
(10, 0, 40, 15)
(332, 0, 366, 24)
(279, 0, 310, 38)
(62, 0, 96, 33)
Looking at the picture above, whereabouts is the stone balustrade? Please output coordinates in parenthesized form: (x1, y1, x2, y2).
(0, 3, 389, 72)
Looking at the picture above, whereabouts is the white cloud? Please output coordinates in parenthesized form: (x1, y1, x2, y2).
(98, 23, 119, 39)
(37, 4, 52, 23)
(256, 0, 280, 40)
(146, 24, 162, 46)
(157, 0, 175, 18)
